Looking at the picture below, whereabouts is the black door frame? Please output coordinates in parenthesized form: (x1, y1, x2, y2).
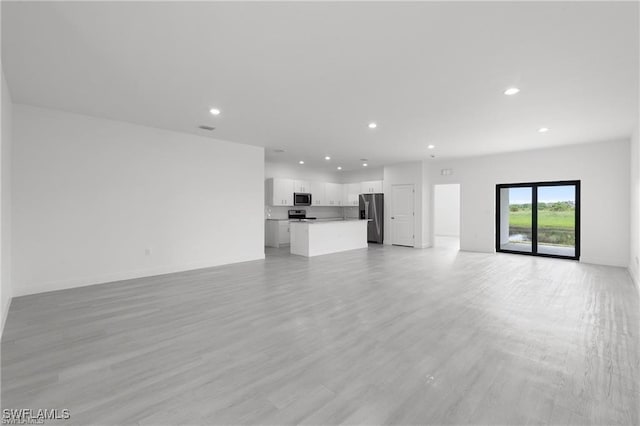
(495, 180, 580, 261)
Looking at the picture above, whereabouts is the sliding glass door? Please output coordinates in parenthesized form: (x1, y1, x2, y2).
(496, 181, 580, 260)
(536, 185, 578, 257)
(497, 186, 533, 253)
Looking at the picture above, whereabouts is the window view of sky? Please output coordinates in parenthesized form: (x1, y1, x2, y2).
(507, 187, 531, 204)
(538, 186, 575, 203)
(507, 186, 575, 204)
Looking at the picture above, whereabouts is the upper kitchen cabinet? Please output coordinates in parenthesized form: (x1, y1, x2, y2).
(343, 183, 361, 206)
(308, 181, 326, 206)
(266, 178, 294, 206)
(293, 180, 310, 193)
(325, 183, 343, 206)
(361, 180, 383, 194)
(267, 177, 383, 206)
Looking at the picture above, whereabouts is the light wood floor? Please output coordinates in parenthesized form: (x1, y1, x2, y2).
(2, 243, 639, 425)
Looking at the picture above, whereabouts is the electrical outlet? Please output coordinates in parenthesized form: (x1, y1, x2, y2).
(145, 248, 152, 256)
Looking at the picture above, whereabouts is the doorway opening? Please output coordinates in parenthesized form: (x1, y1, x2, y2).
(390, 184, 415, 247)
(496, 180, 580, 260)
(434, 184, 461, 250)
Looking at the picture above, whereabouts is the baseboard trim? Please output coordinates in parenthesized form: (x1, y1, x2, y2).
(579, 257, 628, 268)
(1, 296, 12, 340)
(13, 253, 266, 298)
(628, 267, 639, 288)
(461, 248, 493, 254)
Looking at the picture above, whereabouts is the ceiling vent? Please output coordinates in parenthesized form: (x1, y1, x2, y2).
(198, 125, 216, 131)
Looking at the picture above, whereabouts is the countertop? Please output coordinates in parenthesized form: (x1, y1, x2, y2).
(289, 219, 371, 224)
(266, 217, 360, 222)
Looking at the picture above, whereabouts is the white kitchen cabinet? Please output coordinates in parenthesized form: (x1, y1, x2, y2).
(266, 178, 294, 206)
(361, 180, 383, 194)
(325, 183, 343, 206)
(277, 221, 290, 245)
(267, 177, 381, 206)
(343, 183, 361, 206)
(265, 220, 290, 247)
(307, 181, 325, 206)
(293, 180, 310, 193)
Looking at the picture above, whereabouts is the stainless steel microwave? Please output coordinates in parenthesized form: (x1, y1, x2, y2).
(294, 193, 312, 206)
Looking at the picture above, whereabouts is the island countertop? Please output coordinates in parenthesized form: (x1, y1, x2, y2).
(290, 218, 371, 224)
(289, 219, 368, 257)
(267, 218, 368, 222)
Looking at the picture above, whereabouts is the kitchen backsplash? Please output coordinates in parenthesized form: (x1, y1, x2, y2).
(265, 205, 359, 220)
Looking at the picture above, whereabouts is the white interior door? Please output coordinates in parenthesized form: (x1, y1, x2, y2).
(391, 184, 415, 247)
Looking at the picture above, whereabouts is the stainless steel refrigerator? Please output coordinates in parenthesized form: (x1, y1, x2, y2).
(359, 193, 384, 243)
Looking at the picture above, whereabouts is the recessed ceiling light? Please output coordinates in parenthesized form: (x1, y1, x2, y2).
(427, 144, 435, 149)
(363, 163, 368, 167)
(325, 156, 331, 160)
(538, 127, 550, 133)
(299, 160, 305, 164)
(209, 108, 221, 116)
(337, 166, 342, 170)
(368, 122, 377, 129)
(504, 88, 520, 96)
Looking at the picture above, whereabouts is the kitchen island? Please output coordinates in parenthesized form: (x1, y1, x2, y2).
(289, 219, 369, 257)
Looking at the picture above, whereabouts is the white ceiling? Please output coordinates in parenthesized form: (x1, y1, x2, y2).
(2, 1, 638, 171)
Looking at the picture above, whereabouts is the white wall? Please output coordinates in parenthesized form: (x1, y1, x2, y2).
(421, 161, 432, 248)
(630, 123, 639, 285)
(427, 140, 630, 267)
(339, 167, 384, 184)
(1, 69, 13, 334)
(383, 161, 425, 248)
(265, 162, 384, 185)
(13, 105, 265, 297)
(434, 184, 460, 237)
(265, 161, 340, 183)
